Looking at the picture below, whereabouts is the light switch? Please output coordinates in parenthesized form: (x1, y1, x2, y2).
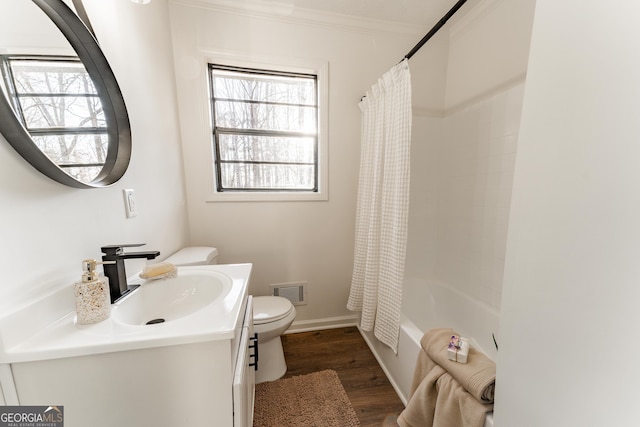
(123, 189, 137, 218)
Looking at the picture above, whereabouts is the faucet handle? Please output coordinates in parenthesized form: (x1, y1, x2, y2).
(101, 243, 147, 256)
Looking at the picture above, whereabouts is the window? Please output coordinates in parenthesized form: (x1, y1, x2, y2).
(0, 55, 107, 183)
(208, 64, 320, 195)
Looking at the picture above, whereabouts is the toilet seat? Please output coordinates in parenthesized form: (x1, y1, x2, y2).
(253, 296, 294, 325)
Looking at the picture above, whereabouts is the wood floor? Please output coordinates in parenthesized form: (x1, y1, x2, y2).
(281, 327, 405, 427)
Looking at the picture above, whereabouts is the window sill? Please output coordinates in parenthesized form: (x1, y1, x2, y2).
(206, 191, 328, 202)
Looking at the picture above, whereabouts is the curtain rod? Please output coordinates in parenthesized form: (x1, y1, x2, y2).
(403, 0, 468, 61)
(71, 0, 96, 38)
(360, 0, 468, 101)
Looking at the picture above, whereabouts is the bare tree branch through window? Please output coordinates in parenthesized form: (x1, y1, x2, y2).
(209, 65, 318, 192)
(0, 56, 107, 182)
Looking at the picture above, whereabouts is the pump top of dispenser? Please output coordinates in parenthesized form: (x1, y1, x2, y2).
(81, 259, 101, 282)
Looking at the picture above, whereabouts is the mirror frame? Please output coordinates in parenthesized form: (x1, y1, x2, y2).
(0, 0, 131, 188)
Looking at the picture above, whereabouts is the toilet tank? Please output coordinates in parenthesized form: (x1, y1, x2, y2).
(164, 247, 218, 266)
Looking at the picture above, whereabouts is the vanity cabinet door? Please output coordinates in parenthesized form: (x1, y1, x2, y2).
(233, 296, 255, 427)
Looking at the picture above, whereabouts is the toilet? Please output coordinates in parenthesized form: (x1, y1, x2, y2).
(164, 247, 296, 384)
(163, 246, 219, 266)
(252, 295, 296, 383)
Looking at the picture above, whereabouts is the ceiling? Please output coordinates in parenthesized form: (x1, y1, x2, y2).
(286, 0, 463, 27)
(191, 0, 468, 32)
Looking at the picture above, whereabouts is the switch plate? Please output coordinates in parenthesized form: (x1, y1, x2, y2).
(123, 189, 137, 218)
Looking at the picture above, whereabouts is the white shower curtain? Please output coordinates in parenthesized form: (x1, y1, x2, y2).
(347, 59, 412, 353)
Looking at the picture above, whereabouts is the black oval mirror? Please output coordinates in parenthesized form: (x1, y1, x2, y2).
(0, 0, 131, 188)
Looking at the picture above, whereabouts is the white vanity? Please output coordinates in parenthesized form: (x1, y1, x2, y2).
(0, 264, 255, 427)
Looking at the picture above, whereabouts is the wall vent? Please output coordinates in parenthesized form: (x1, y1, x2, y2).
(270, 282, 307, 306)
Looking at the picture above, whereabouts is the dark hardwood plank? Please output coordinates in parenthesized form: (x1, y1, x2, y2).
(281, 327, 405, 427)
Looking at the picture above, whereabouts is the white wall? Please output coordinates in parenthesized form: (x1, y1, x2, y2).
(402, 0, 535, 353)
(0, 1, 189, 314)
(496, 1, 640, 425)
(0, 1, 70, 53)
(168, 3, 418, 325)
(445, 0, 535, 110)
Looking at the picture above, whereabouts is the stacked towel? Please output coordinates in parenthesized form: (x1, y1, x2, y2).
(397, 328, 496, 427)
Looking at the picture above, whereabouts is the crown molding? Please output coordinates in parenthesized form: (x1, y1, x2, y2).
(170, 0, 425, 36)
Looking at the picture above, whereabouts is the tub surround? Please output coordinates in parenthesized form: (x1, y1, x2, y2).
(363, 284, 499, 390)
(361, 278, 499, 427)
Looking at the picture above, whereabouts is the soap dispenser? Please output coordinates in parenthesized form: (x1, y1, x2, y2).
(74, 259, 111, 325)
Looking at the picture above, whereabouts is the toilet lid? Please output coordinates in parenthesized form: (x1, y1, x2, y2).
(253, 296, 294, 324)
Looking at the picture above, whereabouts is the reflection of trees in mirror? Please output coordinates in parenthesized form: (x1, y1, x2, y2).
(0, 55, 107, 183)
(209, 65, 318, 191)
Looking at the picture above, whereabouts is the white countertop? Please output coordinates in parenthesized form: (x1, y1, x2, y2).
(0, 264, 252, 363)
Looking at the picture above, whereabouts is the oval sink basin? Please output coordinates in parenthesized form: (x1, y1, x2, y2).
(112, 270, 231, 326)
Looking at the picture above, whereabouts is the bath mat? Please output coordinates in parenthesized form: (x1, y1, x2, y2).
(253, 369, 361, 427)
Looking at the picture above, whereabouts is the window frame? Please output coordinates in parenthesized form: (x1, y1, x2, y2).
(203, 54, 329, 202)
(209, 64, 319, 193)
(0, 54, 109, 180)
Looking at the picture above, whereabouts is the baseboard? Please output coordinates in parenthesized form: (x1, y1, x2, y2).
(357, 326, 410, 405)
(285, 315, 359, 334)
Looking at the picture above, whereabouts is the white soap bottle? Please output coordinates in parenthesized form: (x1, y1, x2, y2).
(74, 259, 111, 325)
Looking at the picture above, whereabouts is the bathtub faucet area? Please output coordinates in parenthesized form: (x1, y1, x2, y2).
(101, 244, 160, 303)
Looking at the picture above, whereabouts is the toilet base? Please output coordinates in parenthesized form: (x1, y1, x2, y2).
(255, 336, 287, 384)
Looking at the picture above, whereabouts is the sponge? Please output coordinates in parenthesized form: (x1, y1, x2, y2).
(139, 262, 177, 280)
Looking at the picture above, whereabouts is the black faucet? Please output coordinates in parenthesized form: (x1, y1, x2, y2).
(101, 244, 160, 303)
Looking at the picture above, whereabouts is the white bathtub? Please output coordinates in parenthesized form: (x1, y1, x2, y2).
(359, 280, 498, 427)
